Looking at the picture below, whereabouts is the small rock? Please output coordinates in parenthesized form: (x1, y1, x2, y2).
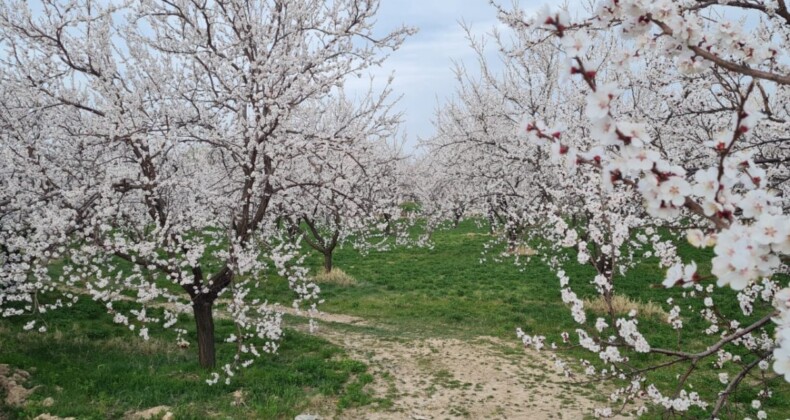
(0, 364, 39, 407)
(230, 389, 245, 406)
(33, 414, 75, 420)
(295, 414, 322, 420)
(4, 381, 40, 407)
(123, 405, 172, 420)
(161, 412, 174, 420)
(15, 369, 31, 379)
(42, 397, 55, 407)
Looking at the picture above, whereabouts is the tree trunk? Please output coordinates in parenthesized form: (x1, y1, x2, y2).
(453, 208, 463, 227)
(507, 226, 519, 253)
(323, 249, 333, 273)
(383, 213, 392, 236)
(193, 297, 216, 369)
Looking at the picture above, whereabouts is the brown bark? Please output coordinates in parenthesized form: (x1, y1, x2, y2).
(323, 249, 333, 273)
(193, 297, 216, 369)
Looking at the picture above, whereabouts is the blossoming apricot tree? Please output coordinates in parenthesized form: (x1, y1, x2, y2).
(279, 93, 407, 273)
(498, 1, 790, 416)
(0, 0, 411, 378)
(432, 0, 789, 416)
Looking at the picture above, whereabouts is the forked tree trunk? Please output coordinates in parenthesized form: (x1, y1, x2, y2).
(193, 297, 216, 369)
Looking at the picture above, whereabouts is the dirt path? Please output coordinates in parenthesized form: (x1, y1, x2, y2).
(278, 306, 369, 326)
(59, 287, 618, 418)
(287, 316, 615, 419)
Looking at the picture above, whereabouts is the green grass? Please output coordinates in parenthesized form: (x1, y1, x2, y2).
(252, 219, 790, 418)
(255, 221, 677, 340)
(0, 299, 374, 419)
(2, 219, 788, 418)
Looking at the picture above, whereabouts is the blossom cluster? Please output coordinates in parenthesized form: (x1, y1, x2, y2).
(0, 0, 413, 382)
(480, 0, 790, 416)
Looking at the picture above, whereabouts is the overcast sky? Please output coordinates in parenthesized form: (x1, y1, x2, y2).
(347, 0, 509, 152)
(360, 0, 758, 153)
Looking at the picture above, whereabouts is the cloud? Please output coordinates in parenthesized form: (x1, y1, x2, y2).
(343, 0, 511, 152)
(343, 0, 557, 152)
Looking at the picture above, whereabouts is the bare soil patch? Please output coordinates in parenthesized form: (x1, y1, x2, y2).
(288, 322, 619, 419)
(54, 287, 623, 418)
(278, 306, 368, 326)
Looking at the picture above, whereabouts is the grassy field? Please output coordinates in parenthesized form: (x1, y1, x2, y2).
(1, 219, 788, 418)
(0, 297, 380, 419)
(257, 220, 789, 418)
